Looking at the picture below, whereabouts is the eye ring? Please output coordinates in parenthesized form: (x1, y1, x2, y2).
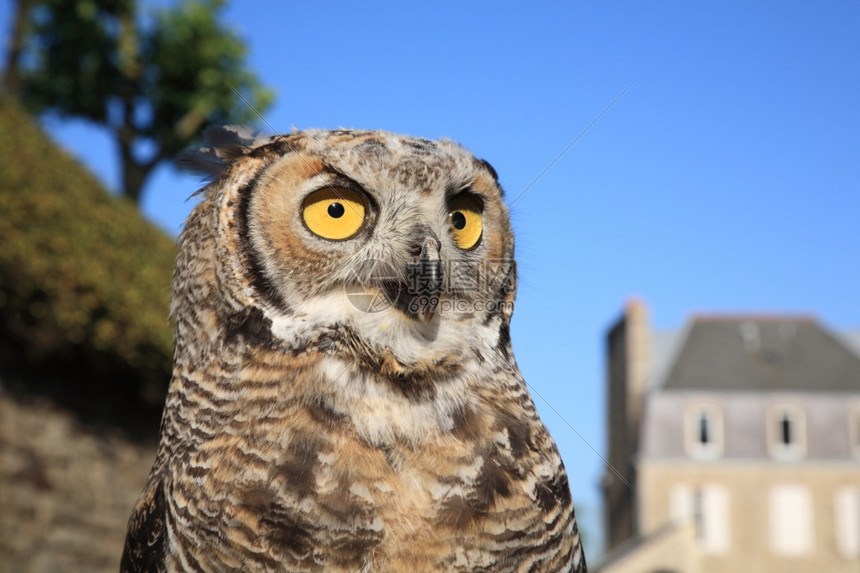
(447, 194, 483, 250)
(301, 187, 367, 240)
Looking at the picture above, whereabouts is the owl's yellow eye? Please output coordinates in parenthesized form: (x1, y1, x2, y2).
(302, 187, 366, 240)
(448, 195, 483, 250)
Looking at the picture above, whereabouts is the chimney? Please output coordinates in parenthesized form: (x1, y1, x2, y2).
(603, 299, 652, 549)
(624, 299, 651, 450)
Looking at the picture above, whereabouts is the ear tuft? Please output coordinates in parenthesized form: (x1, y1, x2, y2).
(177, 125, 273, 180)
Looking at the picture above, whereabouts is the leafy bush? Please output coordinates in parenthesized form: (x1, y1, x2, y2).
(0, 96, 176, 437)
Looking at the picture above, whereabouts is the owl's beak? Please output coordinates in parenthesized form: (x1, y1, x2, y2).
(403, 234, 443, 324)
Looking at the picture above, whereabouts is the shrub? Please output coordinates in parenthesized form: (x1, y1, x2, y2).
(0, 96, 176, 438)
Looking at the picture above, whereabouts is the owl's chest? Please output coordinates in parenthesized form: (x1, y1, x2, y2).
(170, 411, 529, 571)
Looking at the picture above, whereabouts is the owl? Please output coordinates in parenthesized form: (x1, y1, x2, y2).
(121, 127, 586, 572)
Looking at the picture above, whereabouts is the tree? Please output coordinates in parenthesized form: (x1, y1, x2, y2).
(2, 0, 34, 97)
(4, 0, 274, 204)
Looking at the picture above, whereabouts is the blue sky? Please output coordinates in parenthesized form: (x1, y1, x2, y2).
(5, 1, 860, 555)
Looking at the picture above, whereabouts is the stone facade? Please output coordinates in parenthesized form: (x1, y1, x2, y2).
(634, 461, 860, 573)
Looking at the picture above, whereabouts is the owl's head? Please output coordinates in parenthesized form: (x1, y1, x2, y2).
(178, 127, 516, 375)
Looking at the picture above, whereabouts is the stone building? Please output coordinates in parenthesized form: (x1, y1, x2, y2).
(596, 301, 860, 573)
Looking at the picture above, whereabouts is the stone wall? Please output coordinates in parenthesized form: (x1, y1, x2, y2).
(0, 385, 156, 572)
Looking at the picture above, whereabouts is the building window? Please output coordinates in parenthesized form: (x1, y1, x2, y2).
(684, 404, 723, 458)
(692, 489, 704, 539)
(670, 483, 730, 554)
(779, 412, 792, 445)
(767, 404, 807, 459)
(698, 412, 711, 445)
(769, 485, 814, 556)
(835, 487, 860, 559)
(850, 405, 860, 458)
(670, 483, 692, 526)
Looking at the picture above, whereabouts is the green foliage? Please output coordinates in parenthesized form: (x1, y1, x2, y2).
(0, 96, 175, 433)
(18, 0, 132, 122)
(15, 0, 274, 202)
(144, 0, 275, 145)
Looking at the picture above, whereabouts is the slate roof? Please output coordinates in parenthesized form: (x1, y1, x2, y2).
(661, 317, 860, 392)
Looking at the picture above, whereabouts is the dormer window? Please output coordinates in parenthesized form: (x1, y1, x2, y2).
(685, 404, 724, 458)
(697, 411, 713, 446)
(767, 404, 807, 459)
(779, 412, 792, 445)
